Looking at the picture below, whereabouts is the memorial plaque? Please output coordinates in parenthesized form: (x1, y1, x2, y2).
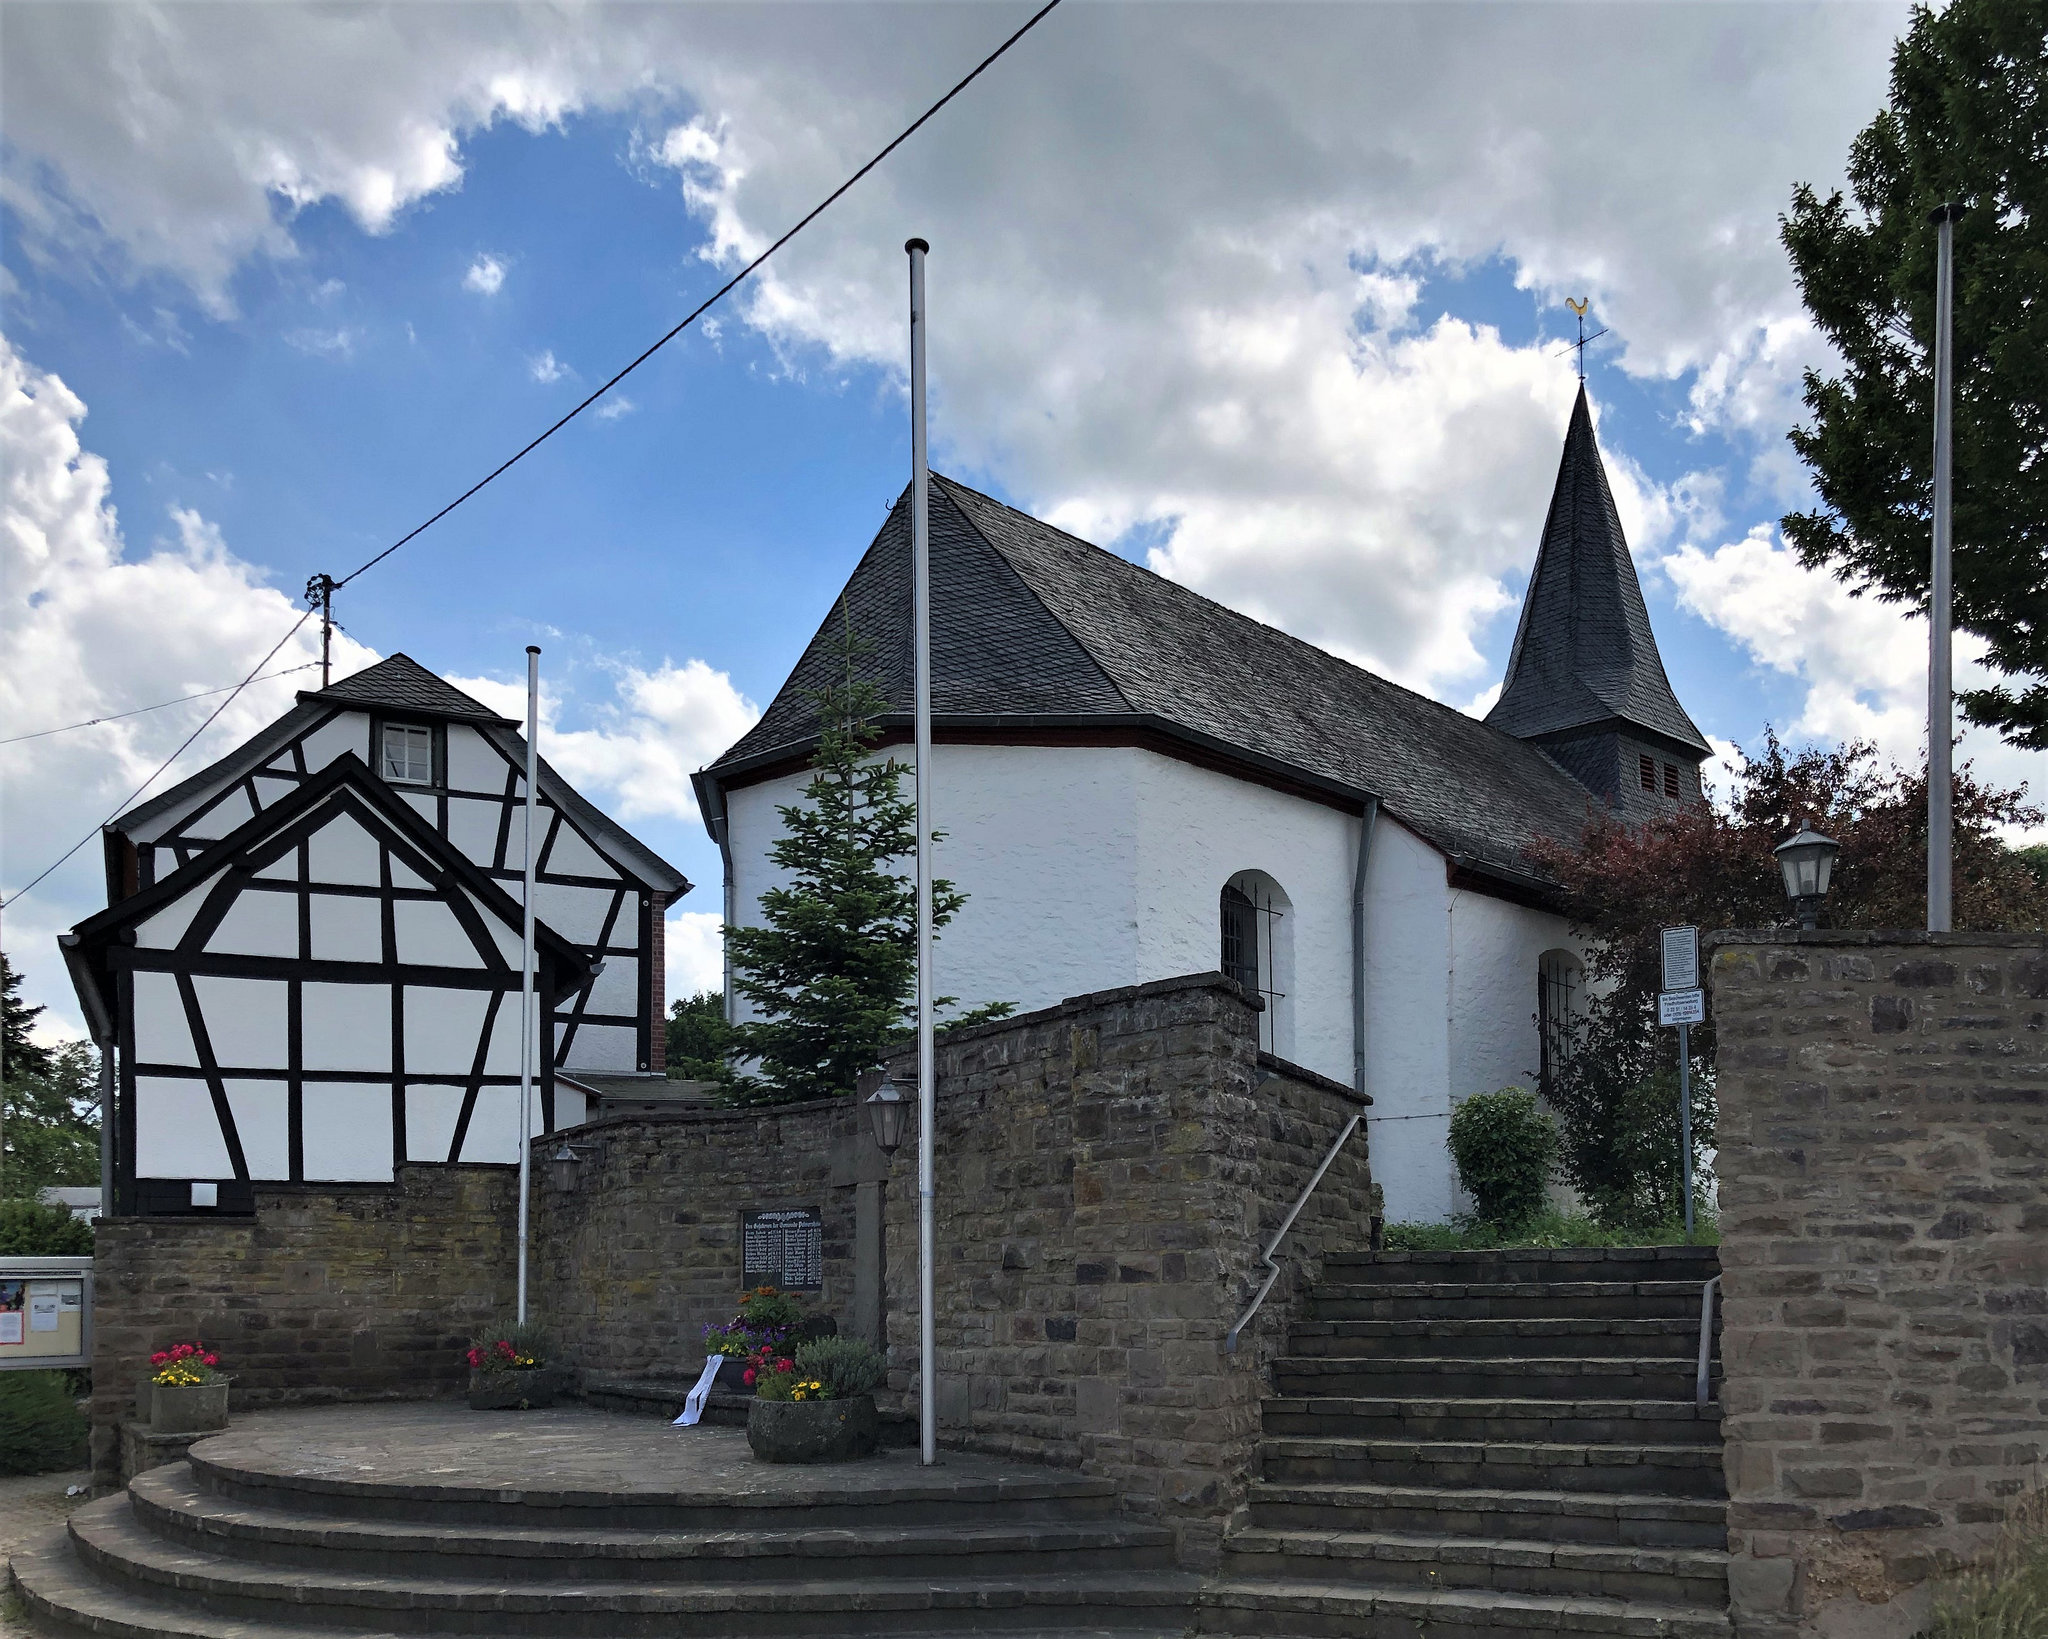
(742, 1207, 824, 1292)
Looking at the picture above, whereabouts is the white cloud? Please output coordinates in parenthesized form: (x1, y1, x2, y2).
(529, 349, 566, 383)
(284, 325, 356, 358)
(0, 333, 378, 1030)
(1663, 529, 2043, 836)
(665, 910, 723, 1004)
(463, 254, 505, 295)
(593, 395, 634, 422)
(445, 658, 758, 823)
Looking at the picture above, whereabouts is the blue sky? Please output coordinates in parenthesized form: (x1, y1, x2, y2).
(3, 2, 2038, 1034)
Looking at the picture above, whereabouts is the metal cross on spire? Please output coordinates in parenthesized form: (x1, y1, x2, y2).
(1559, 298, 1609, 383)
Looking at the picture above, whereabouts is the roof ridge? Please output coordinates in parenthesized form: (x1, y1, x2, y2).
(930, 477, 1138, 716)
(930, 473, 1514, 746)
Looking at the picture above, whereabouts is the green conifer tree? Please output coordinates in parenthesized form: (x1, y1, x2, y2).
(723, 614, 1006, 1105)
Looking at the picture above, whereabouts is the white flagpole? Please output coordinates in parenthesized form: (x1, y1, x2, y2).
(1927, 203, 1958, 933)
(517, 644, 540, 1324)
(906, 236, 937, 1467)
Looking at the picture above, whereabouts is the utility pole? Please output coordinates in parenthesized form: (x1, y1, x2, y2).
(305, 575, 337, 689)
(906, 236, 937, 1468)
(1927, 203, 1960, 933)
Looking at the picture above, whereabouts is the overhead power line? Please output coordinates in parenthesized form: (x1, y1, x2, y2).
(0, 664, 321, 748)
(0, 0, 1066, 912)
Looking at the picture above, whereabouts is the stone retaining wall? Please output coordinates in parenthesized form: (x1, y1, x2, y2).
(1708, 931, 2048, 1639)
(881, 973, 1374, 1566)
(88, 1166, 516, 1488)
(530, 1096, 867, 1377)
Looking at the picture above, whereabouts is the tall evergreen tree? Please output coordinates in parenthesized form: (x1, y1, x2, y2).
(0, 956, 52, 1086)
(723, 615, 1005, 1106)
(1781, 0, 2048, 749)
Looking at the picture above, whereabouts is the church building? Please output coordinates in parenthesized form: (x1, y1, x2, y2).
(697, 387, 1709, 1222)
(64, 658, 688, 1215)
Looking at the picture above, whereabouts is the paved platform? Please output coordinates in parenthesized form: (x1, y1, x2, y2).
(184, 1400, 1105, 1512)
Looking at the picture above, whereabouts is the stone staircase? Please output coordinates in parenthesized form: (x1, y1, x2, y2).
(1200, 1245, 1729, 1638)
(12, 1406, 1197, 1637)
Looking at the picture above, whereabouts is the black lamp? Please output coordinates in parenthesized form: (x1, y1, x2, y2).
(865, 1070, 910, 1155)
(1774, 824, 1842, 930)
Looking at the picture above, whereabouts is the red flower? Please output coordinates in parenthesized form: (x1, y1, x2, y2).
(742, 1368, 756, 1386)
(202, 1354, 218, 1367)
(150, 1352, 168, 1366)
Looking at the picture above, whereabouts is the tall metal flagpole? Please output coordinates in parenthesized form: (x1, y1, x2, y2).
(1927, 203, 1958, 933)
(517, 645, 541, 1324)
(906, 236, 937, 1467)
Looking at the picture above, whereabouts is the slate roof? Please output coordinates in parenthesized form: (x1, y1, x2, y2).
(306, 653, 515, 723)
(701, 474, 1607, 885)
(1485, 387, 1710, 755)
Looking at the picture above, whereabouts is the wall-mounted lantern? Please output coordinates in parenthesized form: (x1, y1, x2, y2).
(546, 1143, 587, 1193)
(1775, 824, 1842, 931)
(865, 1069, 910, 1156)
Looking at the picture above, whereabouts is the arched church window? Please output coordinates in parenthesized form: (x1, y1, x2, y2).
(1538, 949, 1583, 1101)
(1220, 872, 1292, 1056)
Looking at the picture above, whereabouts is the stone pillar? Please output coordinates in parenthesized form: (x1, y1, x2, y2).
(853, 1180, 885, 1349)
(1708, 930, 2048, 1639)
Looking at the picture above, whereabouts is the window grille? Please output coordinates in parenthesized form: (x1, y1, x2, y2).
(1220, 879, 1286, 1054)
(1538, 951, 1582, 1102)
(1639, 753, 1656, 792)
(382, 724, 433, 785)
(1663, 762, 1681, 798)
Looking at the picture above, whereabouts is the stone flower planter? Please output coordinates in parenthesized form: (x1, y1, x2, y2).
(746, 1393, 879, 1464)
(467, 1368, 563, 1411)
(149, 1380, 230, 1435)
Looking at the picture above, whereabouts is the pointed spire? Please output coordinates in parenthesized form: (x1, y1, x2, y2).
(1486, 387, 1709, 754)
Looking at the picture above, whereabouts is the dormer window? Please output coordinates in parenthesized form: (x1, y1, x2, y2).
(381, 723, 433, 785)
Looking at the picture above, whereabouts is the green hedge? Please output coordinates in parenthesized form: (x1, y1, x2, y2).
(0, 1371, 88, 1476)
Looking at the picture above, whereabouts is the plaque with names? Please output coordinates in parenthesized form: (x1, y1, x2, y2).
(742, 1207, 824, 1292)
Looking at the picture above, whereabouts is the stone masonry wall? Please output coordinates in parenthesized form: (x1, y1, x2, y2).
(531, 1097, 863, 1378)
(1708, 931, 2048, 1639)
(89, 1166, 516, 1488)
(880, 972, 1375, 1567)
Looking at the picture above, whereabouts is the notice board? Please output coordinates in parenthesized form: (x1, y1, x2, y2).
(741, 1207, 824, 1292)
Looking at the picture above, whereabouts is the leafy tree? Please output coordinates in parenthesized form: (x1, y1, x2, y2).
(666, 990, 734, 1083)
(1527, 734, 2046, 1228)
(1, 954, 52, 1086)
(724, 616, 1009, 1106)
(3, 1042, 101, 1200)
(1782, 0, 2048, 749)
(1448, 1088, 1557, 1230)
(0, 1200, 92, 1256)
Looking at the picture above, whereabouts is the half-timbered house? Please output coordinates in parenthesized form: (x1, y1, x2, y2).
(65, 656, 689, 1213)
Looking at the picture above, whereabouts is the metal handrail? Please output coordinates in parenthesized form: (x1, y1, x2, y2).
(1696, 1274, 1721, 1406)
(1225, 1109, 1365, 1356)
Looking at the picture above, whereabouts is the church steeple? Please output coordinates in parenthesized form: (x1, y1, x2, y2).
(1486, 386, 1710, 815)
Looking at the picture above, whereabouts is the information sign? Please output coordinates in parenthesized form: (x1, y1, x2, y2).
(1660, 925, 1700, 993)
(1658, 988, 1706, 1027)
(741, 1207, 824, 1292)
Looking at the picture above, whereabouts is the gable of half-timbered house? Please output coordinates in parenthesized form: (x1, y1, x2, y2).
(69, 754, 596, 1214)
(104, 656, 689, 1078)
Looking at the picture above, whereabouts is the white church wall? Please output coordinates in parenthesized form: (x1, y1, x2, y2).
(1128, 757, 1354, 1077)
(1448, 891, 1574, 1110)
(1360, 818, 1459, 1226)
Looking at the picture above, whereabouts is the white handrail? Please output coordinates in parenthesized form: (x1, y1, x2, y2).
(1225, 1109, 1366, 1356)
(1696, 1274, 1721, 1407)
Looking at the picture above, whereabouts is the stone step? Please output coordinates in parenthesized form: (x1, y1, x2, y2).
(189, 1442, 1119, 1532)
(1247, 1481, 1727, 1550)
(131, 1464, 1179, 1582)
(1260, 1396, 1722, 1447)
(1257, 1437, 1725, 1498)
(1195, 1575, 1730, 1638)
(1324, 1248, 1721, 1287)
(1272, 1355, 1716, 1401)
(1219, 1526, 1728, 1606)
(63, 1498, 1202, 1637)
(1308, 1281, 1712, 1322)
(1287, 1317, 1714, 1361)
(11, 1522, 1182, 1639)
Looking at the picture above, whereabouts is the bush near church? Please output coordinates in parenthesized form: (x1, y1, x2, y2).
(1448, 1088, 1556, 1230)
